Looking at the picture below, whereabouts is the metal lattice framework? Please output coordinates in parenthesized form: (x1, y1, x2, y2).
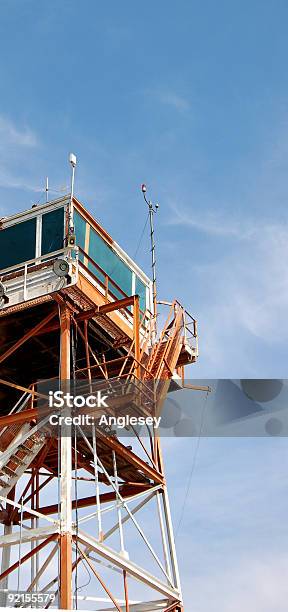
(0, 198, 198, 611)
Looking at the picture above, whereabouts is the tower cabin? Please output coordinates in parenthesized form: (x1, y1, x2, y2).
(0, 195, 198, 414)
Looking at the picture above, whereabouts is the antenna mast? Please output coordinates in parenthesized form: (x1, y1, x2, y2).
(45, 177, 49, 203)
(141, 184, 159, 342)
(68, 153, 77, 232)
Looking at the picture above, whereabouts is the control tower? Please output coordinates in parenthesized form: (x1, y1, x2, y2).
(0, 189, 198, 610)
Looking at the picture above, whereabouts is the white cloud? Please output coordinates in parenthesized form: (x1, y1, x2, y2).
(157, 91, 190, 111)
(0, 115, 40, 193)
(167, 205, 254, 238)
(0, 167, 42, 193)
(189, 555, 288, 612)
(164, 438, 288, 611)
(0, 115, 37, 149)
(165, 204, 288, 376)
(144, 88, 190, 112)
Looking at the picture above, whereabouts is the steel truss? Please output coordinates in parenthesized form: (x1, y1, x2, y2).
(0, 275, 196, 610)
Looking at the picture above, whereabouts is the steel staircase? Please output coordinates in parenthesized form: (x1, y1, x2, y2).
(144, 301, 196, 381)
(0, 409, 47, 497)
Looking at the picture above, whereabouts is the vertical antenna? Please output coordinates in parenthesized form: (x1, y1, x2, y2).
(141, 184, 159, 343)
(68, 153, 77, 232)
(45, 177, 49, 203)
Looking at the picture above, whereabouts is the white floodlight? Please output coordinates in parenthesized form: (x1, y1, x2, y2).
(53, 259, 70, 278)
(69, 153, 77, 168)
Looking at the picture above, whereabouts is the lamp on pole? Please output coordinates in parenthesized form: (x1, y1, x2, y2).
(68, 153, 77, 233)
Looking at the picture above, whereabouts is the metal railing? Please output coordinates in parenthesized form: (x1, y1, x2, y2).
(158, 300, 198, 354)
(0, 247, 78, 306)
(77, 245, 152, 328)
(0, 247, 76, 279)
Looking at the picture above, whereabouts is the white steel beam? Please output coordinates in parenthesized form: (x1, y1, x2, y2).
(77, 425, 173, 585)
(76, 530, 181, 601)
(0, 524, 12, 606)
(27, 543, 58, 593)
(0, 525, 58, 547)
(0, 495, 59, 527)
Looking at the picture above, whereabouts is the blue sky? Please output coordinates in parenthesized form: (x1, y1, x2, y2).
(0, 2, 288, 610)
(164, 435, 288, 612)
(1, 1, 288, 377)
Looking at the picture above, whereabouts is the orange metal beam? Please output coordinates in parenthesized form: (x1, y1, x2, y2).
(0, 309, 56, 365)
(0, 534, 58, 582)
(76, 544, 122, 612)
(84, 319, 92, 385)
(18, 484, 150, 521)
(59, 305, 72, 610)
(75, 274, 134, 340)
(123, 570, 130, 612)
(75, 295, 135, 322)
(0, 408, 38, 427)
(133, 295, 140, 379)
(60, 533, 72, 609)
(164, 603, 182, 612)
(0, 379, 46, 401)
(96, 430, 164, 485)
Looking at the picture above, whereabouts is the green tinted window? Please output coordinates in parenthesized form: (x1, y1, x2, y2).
(88, 228, 132, 298)
(74, 210, 86, 263)
(0, 218, 36, 269)
(135, 276, 147, 313)
(41, 208, 64, 255)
